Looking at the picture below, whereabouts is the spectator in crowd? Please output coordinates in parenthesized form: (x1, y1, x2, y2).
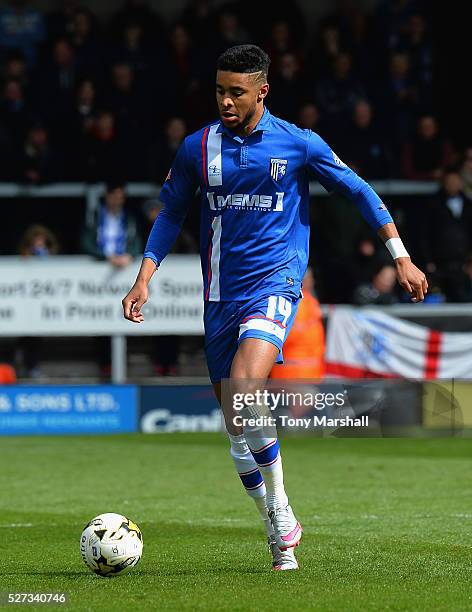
(81, 181, 142, 378)
(314, 51, 366, 143)
(297, 102, 320, 131)
(148, 116, 187, 183)
(111, 0, 165, 45)
(47, 0, 80, 42)
(0, 0, 46, 66)
(268, 52, 306, 123)
(36, 38, 78, 120)
(141, 197, 198, 376)
(421, 169, 472, 300)
(401, 115, 455, 180)
(399, 13, 432, 107)
(214, 10, 249, 55)
(343, 99, 391, 178)
(105, 61, 150, 178)
(308, 20, 344, 79)
(265, 20, 303, 74)
(69, 7, 102, 78)
(79, 109, 124, 182)
(52, 77, 97, 166)
(459, 147, 472, 200)
(353, 262, 399, 305)
(382, 51, 418, 143)
(113, 21, 152, 85)
(16, 224, 60, 377)
(1, 49, 29, 90)
(69, 78, 97, 139)
(0, 78, 30, 159)
(81, 181, 142, 264)
(17, 122, 60, 184)
(164, 23, 196, 116)
(19, 223, 59, 256)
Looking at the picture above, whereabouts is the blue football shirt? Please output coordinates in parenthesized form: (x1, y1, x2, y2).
(144, 107, 393, 301)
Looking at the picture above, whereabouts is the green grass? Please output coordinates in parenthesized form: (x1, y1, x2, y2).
(0, 434, 471, 611)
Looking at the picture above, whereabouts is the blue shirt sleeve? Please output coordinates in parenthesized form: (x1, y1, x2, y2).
(305, 131, 393, 230)
(144, 137, 198, 265)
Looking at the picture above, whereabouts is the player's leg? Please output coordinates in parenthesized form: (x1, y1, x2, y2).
(232, 296, 303, 551)
(213, 382, 273, 538)
(205, 305, 274, 541)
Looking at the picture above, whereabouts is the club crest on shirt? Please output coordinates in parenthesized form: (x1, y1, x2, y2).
(270, 158, 288, 182)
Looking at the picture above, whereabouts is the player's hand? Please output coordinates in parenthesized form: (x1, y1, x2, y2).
(122, 281, 148, 323)
(395, 258, 428, 302)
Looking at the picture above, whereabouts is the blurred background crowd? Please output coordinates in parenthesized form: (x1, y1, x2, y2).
(1, 0, 471, 313)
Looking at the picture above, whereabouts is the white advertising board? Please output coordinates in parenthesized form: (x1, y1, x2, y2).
(0, 256, 203, 336)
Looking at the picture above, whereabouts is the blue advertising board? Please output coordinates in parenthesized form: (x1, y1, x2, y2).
(140, 385, 222, 433)
(0, 386, 137, 435)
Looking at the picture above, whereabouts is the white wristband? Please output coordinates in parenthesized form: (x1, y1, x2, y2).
(385, 238, 410, 259)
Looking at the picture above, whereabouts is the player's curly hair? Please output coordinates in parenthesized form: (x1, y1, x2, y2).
(217, 45, 270, 82)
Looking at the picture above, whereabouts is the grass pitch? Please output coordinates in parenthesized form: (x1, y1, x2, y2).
(0, 433, 471, 611)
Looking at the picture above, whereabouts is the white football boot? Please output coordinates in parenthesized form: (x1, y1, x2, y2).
(268, 504, 302, 550)
(269, 535, 299, 570)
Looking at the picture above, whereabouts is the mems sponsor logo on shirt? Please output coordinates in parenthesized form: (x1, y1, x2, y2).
(206, 192, 285, 212)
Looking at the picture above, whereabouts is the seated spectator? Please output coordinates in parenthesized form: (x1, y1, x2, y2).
(421, 169, 472, 300)
(17, 123, 61, 184)
(0, 0, 46, 66)
(314, 52, 366, 144)
(69, 8, 103, 78)
(343, 99, 392, 178)
(268, 52, 306, 123)
(298, 102, 320, 131)
(113, 21, 153, 85)
(0, 78, 30, 164)
(80, 181, 142, 377)
(213, 10, 249, 56)
(79, 109, 125, 182)
(17, 223, 60, 378)
(308, 20, 344, 79)
(105, 61, 150, 178)
(36, 38, 78, 120)
(379, 51, 418, 145)
(1, 49, 29, 90)
(148, 116, 187, 183)
(265, 19, 303, 74)
(110, 0, 165, 45)
(353, 262, 399, 305)
(401, 115, 455, 180)
(397, 13, 432, 108)
(81, 181, 142, 265)
(19, 224, 59, 256)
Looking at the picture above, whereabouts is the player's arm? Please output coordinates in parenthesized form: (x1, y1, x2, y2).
(122, 138, 197, 323)
(305, 132, 428, 302)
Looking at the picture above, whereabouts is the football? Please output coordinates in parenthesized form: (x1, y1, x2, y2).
(80, 513, 143, 577)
